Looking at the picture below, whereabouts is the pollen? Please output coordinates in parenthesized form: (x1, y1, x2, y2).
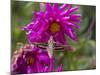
(50, 22, 60, 33)
(27, 56, 34, 65)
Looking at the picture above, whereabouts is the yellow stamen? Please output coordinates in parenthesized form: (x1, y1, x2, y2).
(27, 56, 34, 65)
(50, 22, 60, 33)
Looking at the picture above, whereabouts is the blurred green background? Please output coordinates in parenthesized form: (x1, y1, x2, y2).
(11, 1, 96, 71)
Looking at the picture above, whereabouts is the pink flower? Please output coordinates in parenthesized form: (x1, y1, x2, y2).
(23, 3, 81, 45)
(11, 44, 63, 74)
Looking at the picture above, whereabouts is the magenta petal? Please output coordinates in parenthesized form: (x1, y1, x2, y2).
(43, 66, 49, 72)
(69, 14, 81, 22)
(34, 11, 49, 24)
(60, 4, 72, 11)
(62, 21, 80, 29)
(60, 6, 79, 16)
(53, 3, 59, 11)
(35, 61, 43, 72)
(38, 52, 50, 64)
(32, 20, 41, 32)
(60, 4, 68, 10)
(37, 23, 49, 34)
(34, 11, 44, 17)
(27, 66, 31, 73)
(46, 3, 53, 12)
(22, 22, 34, 31)
(64, 28, 78, 41)
(61, 16, 70, 21)
(41, 32, 50, 42)
(47, 58, 54, 72)
(28, 31, 41, 42)
(70, 14, 81, 18)
(28, 31, 49, 43)
(66, 6, 79, 15)
(56, 64, 63, 72)
(38, 55, 49, 64)
(54, 32, 68, 45)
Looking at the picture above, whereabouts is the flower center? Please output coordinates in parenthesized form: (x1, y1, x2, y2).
(26, 55, 35, 65)
(50, 22, 60, 33)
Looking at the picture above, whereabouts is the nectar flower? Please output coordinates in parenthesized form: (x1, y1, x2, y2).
(23, 3, 81, 45)
(11, 44, 50, 74)
(11, 44, 63, 74)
